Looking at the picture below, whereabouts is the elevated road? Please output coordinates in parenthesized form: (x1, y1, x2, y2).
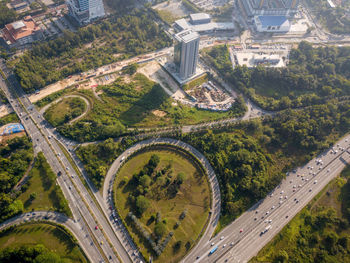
(0, 211, 93, 262)
(189, 135, 350, 263)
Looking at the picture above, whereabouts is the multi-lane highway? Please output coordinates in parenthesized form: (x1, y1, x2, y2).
(188, 135, 350, 263)
(0, 59, 137, 263)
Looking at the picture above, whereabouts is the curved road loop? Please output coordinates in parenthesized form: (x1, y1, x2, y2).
(103, 138, 221, 262)
(0, 211, 97, 263)
(39, 94, 91, 124)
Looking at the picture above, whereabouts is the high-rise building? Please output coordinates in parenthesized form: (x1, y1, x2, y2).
(174, 30, 200, 80)
(241, 0, 299, 17)
(67, 0, 105, 25)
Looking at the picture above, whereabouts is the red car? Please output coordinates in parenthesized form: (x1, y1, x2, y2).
(95, 226, 98, 230)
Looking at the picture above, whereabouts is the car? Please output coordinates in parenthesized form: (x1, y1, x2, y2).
(279, 200, 283, 204)
(71, 175, 74, 178)
(220, 236, 224, 240)
(57, 153, 61, 156)
(266, 211, 270, 215)
(211, 242, 215, 246)
(284, 196, 288, 199)
(294, 198, 297, 201)
(309, 189, 312, 192)
(280, 190, 284, 194)
(327, 169, 330, 172)
(296, 200, 299, 203)
(254, 217, 257, 220)
(268, 219, 272, 223)
(66, 167, 69, 170)
(196, 256, 200, 260)
(271, 206, 275, 209)
(270, 193, 274, 197)
(293, 185, 296, 188)
(57, 171, 62, 176)
(95, 226, 98, 230)
(286, 215, 289, 218)
(223, 244, 226, 248)
(255, 210, 259, 214)
(240, 229, 243, 233)
(109, 255, 112, 260)
(68, 186, 71, 190)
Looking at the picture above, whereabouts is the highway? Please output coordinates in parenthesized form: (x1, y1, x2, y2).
(187, 135, 350, 263)
(0, 211, 95, 261)
(103, 138, 221, 261)
(0, 59, 136, 263)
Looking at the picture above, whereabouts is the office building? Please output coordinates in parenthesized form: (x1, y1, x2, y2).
(174, 30, 200, 80)
(67, 0, 105, 25)
(241, 0, 299, 17)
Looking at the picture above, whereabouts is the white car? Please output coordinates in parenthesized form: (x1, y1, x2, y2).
(220, 236, 224, 240)
(314, 180, 318, 184)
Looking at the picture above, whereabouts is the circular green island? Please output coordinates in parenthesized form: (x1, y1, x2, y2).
(114, 146, 211, 263)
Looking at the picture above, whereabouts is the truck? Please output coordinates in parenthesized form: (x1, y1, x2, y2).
(260, 225, 272, 235)
(209, 246, 218, 255)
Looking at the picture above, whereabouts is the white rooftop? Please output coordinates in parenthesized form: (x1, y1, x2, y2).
(174, 19, 234, 33)
(190, 13, 211, 22)
(11, 21, 25, 30)
(174, 29, 199, 43)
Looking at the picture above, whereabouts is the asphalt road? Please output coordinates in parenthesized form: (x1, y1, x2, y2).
(0, 60, 134, 263)
(0, 211, 97, 262)
(103, 138, 221, 261)
(189, 135, 350, 263)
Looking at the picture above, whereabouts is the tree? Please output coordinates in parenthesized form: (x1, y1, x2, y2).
(176, 172, 186, 184)
(135, 195, 150, 215)
(154, 221, 166, 238)
(139, 175, 151, 187)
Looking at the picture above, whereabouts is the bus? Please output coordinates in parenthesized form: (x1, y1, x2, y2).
(209, 246, 218, 255)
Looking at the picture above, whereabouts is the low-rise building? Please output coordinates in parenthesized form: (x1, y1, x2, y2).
(254, 16, 291, 32)
(1, 16, 43, 48)
(189, 13, 211, 24)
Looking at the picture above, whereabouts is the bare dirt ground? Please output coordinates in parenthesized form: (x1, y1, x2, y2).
(0, 103, 13, 118)
(152, 110, 167, 117)
(153, 0, 190, 17)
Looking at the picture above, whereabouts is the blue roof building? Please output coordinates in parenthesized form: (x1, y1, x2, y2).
(254, 16, 291, 32)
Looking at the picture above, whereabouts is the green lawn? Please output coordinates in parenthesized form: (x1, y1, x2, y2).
(17, 153, 71, 216)
(0, 113, 19, 126)
(0, 223, 87, 262)
(44, 96, 86, 126)
(114, 148, 210, 263)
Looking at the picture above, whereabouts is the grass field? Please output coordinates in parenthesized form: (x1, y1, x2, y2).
(17, 153, 71, 216)
(44, 97, 86, 126)
(0, 223, 87, 262)
(251, 166, 350, 263)
(114, 148, 210, 263)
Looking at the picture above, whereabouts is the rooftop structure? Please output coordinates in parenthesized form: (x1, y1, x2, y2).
(67, 0, 105, 25)
(1, 16, 43, 47)
(240, 0, 299, 18)
(189, 13, 211, 24)
(254, 15, 291, 32)
(174, 18, 234, 33)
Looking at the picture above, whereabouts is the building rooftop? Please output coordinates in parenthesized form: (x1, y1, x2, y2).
(174, 19, 234, 33)
(257, 16, 288, 27)
(174, 29, 199, 43)
(2, 16, 41, 45)
(190, 13, 211, 22)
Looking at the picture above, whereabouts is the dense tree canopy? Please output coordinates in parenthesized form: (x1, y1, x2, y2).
(0, 137, 33, 222)
(205, 42, 350, 110)
(14, 10, 172, 93)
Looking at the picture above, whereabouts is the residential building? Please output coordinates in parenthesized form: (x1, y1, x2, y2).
(174, 30, 200, 80)
(1, 16, 43, 48)
(66, 0, 105, 25)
